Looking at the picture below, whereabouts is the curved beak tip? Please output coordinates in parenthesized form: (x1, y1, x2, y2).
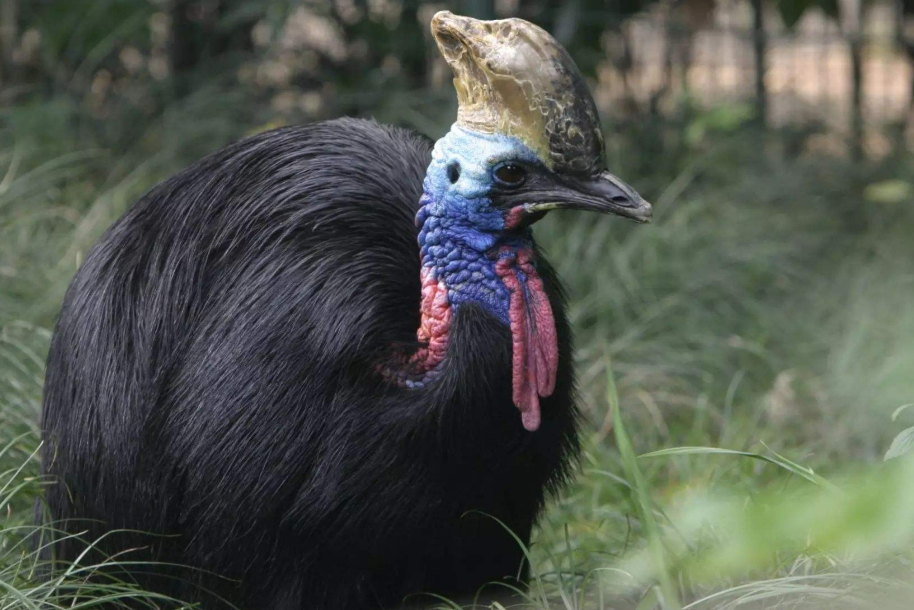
(633, 199, 653, 223)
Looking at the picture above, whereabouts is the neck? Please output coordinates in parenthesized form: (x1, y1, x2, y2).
(395, 127, 558, 431)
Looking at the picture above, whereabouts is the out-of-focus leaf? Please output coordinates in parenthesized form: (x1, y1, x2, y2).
(864, 180, 914, 205)
(817, 0, 841, 20)
(621, 459, 914, 584)
(885, 426, 914, 461)
(685, 104, 754, 146)
(777, 0, 810, 29)
(778, 0, 840, 27)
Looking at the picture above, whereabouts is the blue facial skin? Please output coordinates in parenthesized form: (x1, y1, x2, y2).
(417, 125, 542, 324)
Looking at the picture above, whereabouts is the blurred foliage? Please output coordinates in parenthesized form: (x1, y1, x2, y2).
(776, 0, 840, 29)
(4, 0, 911, 157)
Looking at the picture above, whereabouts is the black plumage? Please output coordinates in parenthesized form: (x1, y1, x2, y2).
(41, 118, 580, 609)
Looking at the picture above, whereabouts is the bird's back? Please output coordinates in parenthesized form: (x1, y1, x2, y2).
(42, 118, 426, 581)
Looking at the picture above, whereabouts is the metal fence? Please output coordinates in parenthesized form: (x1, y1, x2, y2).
(590, 0, 913, 154)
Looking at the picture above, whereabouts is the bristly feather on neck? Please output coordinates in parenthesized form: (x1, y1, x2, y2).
(389, 126, 559, 432)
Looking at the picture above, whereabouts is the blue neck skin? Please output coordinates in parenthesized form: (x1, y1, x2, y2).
(416, 126, 541, 324)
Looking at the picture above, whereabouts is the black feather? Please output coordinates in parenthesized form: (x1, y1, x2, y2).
(40, 118, 580, 609)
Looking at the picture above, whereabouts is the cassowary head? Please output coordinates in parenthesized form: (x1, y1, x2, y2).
(425, 11, 652, 230)
(413, 12, 651, 432)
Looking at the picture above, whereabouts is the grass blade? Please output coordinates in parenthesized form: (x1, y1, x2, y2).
(609, 362, 681, 610)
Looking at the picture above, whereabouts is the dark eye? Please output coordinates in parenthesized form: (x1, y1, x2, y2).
(447, 162, 461, 184)
(493, 163, 526, 187)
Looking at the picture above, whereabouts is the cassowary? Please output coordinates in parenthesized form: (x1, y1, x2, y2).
(39, 11, 651, 610)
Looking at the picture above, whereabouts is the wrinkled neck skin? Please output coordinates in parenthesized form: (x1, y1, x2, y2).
(395, 125, 558, 432)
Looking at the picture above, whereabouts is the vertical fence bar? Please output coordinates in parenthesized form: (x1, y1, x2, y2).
(752, 0, 768, 126)
(850, 41, 864, 157)
(896, 0, 914, 131)
(846, 0, 865, 158)
(0, 0, 18, 84)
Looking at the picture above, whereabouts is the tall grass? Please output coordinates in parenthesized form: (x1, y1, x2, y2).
(2, 91, 914, 608)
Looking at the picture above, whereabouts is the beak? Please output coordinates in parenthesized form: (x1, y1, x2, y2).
(526, 171, 653, 223)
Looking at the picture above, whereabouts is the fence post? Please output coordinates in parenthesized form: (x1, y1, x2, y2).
(844, 0, 865, 158)
(894, 0, 913, 134)
(850, 37, 864, 158)
(0, 0, 17, 85)
(751, 0, 768, 127)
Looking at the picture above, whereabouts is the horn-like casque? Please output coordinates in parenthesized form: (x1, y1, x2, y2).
(431, 11, 605, 176)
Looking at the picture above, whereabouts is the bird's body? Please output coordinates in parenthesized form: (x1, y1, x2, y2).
(41, 12, 652, 609)
(41, 119, 579, 608)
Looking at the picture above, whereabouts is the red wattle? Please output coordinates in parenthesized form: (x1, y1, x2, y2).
(495, 247, 559, 432)
(411, 267, 451, 372)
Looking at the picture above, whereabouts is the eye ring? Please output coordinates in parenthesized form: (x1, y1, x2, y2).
(493, 162, 527, 187)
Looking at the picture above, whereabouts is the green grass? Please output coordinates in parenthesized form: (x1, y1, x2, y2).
(2, 94, 914, 609)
